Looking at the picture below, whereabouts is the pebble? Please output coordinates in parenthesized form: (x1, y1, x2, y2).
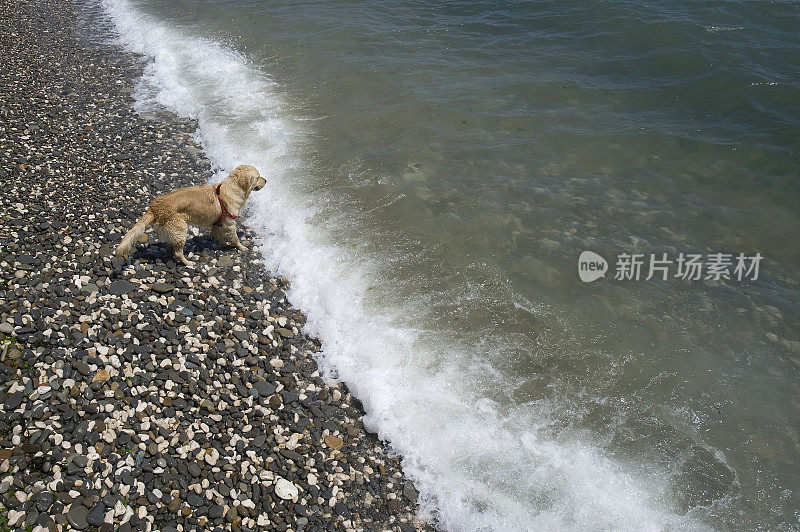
(252, 380, 276, 397)
(108, 279, 137, 296)
(325, 435, 344, 450)
(187, 462, 202, 477)
(7, 510, 24, 527)
(276, 327, 294, 338)
(203, 448, 219, 466)
(274, 478, 299, 501)
(168, 498, 181, 513)
(86, 504, 106, 527)
(151, 282, 174, 293)
(92, 369, 110, 383)
(67, 504, 89, 530)
(4, 392, 23, 411)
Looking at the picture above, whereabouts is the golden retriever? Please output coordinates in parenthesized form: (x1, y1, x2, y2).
(114, 164, 266, 267)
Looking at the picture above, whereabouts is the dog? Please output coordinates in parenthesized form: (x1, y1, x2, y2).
(114, 164, 266, 267)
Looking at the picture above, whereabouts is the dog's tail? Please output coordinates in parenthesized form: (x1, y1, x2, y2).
(114, 210, 154, 260)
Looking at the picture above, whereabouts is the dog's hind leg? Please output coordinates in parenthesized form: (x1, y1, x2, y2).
(163, 219, 193, 267)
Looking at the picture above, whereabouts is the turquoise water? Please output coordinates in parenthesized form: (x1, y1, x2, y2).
(98, 0, 800, 529)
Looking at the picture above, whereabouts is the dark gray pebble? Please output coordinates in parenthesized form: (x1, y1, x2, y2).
(4, 391, 23, 411)
(86, 503, 106, 527)
(108, 279, 138, 295)
(252, 381, 276, 397)
(67, 504, 89, 530)
(152, 282, 175, 293)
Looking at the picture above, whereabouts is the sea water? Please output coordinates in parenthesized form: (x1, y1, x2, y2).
(93, 0, 800, 528)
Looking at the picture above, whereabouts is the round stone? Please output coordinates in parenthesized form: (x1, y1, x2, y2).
(67, 504, 89, 530)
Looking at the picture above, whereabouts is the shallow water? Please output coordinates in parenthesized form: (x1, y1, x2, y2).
(95, 0, 800, 528)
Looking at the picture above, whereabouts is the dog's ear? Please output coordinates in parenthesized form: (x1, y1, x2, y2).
(232, 165, 259, 191)
(231, 166, 250, 191)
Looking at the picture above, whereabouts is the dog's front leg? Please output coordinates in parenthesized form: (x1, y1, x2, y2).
(212, 221, 247, 252)
(229, 223, 247, 252)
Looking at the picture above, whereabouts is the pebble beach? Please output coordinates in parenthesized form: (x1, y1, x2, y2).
(0, 0, 431, 530)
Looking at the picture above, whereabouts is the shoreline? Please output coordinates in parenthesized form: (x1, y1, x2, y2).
(0, 0, 431, 530)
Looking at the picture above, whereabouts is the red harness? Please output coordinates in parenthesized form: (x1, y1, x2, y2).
(213, 183, 237, 226)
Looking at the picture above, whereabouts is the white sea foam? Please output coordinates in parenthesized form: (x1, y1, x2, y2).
(98, 0, 707, 529)
(703, 25, 744, 33)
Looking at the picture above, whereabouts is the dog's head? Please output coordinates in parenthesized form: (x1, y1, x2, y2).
(230, 164, 266, 193)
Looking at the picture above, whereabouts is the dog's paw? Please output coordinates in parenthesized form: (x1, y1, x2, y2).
(235, 243, 247, 252)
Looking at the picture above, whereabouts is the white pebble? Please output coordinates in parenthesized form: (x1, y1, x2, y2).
(204, 448, 219, 466)
(274, 478, 299, 501)
(7, 510, 24, 527)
